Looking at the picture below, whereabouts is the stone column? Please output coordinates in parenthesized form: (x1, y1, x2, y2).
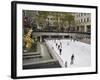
(84, 25, 87, 32)
(40, 36, 42, 42)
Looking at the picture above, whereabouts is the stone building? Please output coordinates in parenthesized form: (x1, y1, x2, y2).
(74, 13, 91, 33)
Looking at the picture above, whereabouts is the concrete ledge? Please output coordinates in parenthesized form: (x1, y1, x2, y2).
(23, 59, 58, 66)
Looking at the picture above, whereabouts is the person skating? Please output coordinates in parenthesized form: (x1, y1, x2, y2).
(65, 61, 67, 67)
(59, 48, 62, 55)
(70, 54, 75, 65)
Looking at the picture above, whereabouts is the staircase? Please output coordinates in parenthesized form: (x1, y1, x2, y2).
(23, 52, 42, 59)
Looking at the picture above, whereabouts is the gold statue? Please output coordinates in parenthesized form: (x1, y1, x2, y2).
(23, 28, 34, 49)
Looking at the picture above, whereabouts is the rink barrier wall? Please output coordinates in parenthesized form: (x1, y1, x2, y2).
(45, 42, 64, 67)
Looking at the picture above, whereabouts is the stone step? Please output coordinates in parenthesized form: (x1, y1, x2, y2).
(23, 52, 40, 56)
(23, 55, 42, 59)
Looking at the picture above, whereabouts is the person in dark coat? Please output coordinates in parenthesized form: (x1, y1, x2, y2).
(65, 61, 67, 67)
(60, 42, 62, 48)
(70, 54, 75, 65)
(59, 48, 62, 55)
(58, 45, 60, 49)
(56, 43, 57, 46)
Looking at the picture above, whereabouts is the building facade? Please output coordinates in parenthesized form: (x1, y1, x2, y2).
(74, 13, 91, 33)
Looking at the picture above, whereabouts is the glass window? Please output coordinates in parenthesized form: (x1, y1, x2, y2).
(87, 18, 89, 22)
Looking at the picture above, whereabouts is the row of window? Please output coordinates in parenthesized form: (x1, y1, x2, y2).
(76, 17, 90, 23)
(76, 13, 90, 17)
(76, 25, 91, 32)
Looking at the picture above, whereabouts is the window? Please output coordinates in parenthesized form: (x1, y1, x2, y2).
(84, 18, 86, 22)
(87, 18, 89, 22)
(81, 13, 83, 16)
(84, 13, 86, 16)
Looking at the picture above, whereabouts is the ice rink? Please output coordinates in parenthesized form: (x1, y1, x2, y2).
(45, 39, 91, 68)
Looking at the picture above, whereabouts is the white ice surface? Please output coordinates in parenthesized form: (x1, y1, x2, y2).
(45, 39, 91, 68)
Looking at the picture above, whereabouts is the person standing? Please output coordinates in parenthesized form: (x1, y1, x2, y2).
(59, 48, 62, 55)
(56, 43, 57, 46)
(65, 61, 67, 67)
(70, 54, 75, 65)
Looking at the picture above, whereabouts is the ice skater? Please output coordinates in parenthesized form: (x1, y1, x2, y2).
(70, 54, 75, 65)
(58, 45, 60, 49)
(65, 61, 67, 67)
(59, 48, 62, 55)
(56, 43, 57, 46)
